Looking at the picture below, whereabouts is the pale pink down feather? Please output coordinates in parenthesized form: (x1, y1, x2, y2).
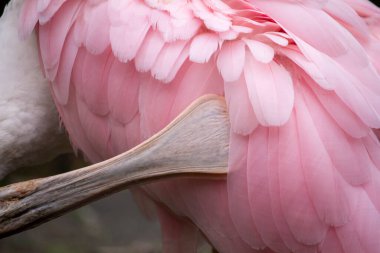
(19, 0, 380, 252)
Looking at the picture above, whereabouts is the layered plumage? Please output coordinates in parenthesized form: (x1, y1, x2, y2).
(19, 0, 380, 252)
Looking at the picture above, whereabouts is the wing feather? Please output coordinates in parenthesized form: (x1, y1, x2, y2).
(278, 112, 327, 245)
(189, 33, 219, 63)
(77, 47, 112, 116)
(244, 53, 294, 126)
(108, 61, 140, 124)
(295, 84, 352, 226)
(84, 1, 110, 54)
(38, 0, 81, 81)
(134, 29, 165, 72)
(227, 133, 265, 249)
(53, 25, 78, 105)
(246, 126, 291, 253)
(224, 75, 258, 135)
(217, 40, 245, 82)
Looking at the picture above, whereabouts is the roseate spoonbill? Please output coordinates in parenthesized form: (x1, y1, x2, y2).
(0, 0, 229, 243)
(3, 0, 380, 252)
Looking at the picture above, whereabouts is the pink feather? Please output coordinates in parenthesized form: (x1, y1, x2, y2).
(189, 33, 219, 63)
(107, 60, 141, 124)
(134, 29, 165, 72)
(38, 0, 81, 81)
(83, 1, 110, 54)
(224, 74, 259, 135)
(38, 0, 67, 25)
(217, 40, 245, 82)
(244, 39, 274, 63)
(52, 25, 78, 105)
(244, 53, 294, 126)
(227, 132, 265, 249)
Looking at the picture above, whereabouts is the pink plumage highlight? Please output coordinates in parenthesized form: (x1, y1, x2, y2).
(19, 0, 380, 252)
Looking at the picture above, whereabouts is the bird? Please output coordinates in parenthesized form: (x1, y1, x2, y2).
(3, 0, 380, 252)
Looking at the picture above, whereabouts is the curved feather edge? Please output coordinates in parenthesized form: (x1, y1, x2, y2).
(18, 1, 380, 252)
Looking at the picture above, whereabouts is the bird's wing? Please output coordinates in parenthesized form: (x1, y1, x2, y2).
(19, 0, 380, 252)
